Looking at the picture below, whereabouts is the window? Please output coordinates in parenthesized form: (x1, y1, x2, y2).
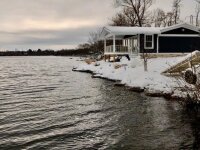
(145, 35, 154, 49)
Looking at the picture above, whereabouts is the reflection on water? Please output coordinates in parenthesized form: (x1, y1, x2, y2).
(0, 56, 199, 149)
(184, 110, 200, 150)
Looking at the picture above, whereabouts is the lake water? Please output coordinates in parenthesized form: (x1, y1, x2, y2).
(0, 56, 200, 150)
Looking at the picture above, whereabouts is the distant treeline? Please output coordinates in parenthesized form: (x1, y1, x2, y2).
(0, 48, 93, 56)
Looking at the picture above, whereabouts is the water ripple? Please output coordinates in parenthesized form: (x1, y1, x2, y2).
(0, 56, 197, 150)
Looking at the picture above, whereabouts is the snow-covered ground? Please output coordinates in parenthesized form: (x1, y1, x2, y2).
(74, 55, 195, 100)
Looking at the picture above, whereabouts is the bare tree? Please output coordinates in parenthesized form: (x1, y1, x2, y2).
(155, 12, 175, 27)
(151, 9, 179, 27)
(165, 12, 175, 26)
(123, 7, 138, 26)
(195, 0, 200, 26)
(115, 0, 153, 27)
(110, 7, 138, 26)
(151, 0, 182, 27)
(111, 11, 129, 26)
(78, 43, 91, 49)
(172, 0, 182, 24)
(88, 29, 104, 54)
(151, 8, 166, 27)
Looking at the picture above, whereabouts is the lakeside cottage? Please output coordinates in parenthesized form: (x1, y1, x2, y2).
(101, 23, 200, 57)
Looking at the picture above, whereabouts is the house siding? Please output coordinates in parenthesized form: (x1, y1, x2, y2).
(159, 37, 200, 53)
(139, 34, 157, 53)
(162, 27, 199, 34)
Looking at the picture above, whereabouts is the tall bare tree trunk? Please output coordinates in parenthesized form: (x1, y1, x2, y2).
(172, 0, 182, 25)
(142, 49, 148, 72)
(196, 1, 200, 26)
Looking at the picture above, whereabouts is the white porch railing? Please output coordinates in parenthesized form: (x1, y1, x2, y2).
(105, 45, 129, 54)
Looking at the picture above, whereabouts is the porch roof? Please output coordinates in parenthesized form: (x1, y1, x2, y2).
(102, 26, 162, 37)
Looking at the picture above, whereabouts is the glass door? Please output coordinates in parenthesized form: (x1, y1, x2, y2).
(129, 36, 138, 54)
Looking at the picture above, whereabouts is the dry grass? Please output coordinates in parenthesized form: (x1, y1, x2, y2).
(141, 53, 187, 59)
(84, 59, 96, 64)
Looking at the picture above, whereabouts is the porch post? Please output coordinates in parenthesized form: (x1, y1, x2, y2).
(104, 38, 106, 53)
(113, 35, 116, 52)
(127, 39, 130, 53)
(157, 35, 159, 53)
(138, 34, 140, 53)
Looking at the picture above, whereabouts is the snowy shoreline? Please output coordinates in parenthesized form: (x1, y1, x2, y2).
(73, 56, 191, 101)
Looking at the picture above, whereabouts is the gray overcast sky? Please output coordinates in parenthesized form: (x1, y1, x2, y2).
(0, 0, 197, 50)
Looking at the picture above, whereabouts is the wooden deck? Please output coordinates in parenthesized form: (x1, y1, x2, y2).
(162, 51, 200, 76)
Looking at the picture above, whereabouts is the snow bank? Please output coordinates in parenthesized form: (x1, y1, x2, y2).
(73, 56, 193, 100)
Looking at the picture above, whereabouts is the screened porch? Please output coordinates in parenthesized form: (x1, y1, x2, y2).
(104, 34, 139, 55)
(101, 26, 161, 56)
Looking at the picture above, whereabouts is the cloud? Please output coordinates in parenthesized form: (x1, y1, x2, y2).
(0, 26, 98, 50)
(0, 0, 196, 50)
(0, 0, 115, 50)
(0, 19, 99, 31)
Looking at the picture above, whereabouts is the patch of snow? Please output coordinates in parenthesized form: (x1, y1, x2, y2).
(74, 55, 196, 98)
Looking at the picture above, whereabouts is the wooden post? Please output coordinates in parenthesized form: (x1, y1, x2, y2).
(104, 38, 106, 54)
(127, 39, 130, 53)
(113, 35, 116, 53)
(157, 35, 159, 53)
